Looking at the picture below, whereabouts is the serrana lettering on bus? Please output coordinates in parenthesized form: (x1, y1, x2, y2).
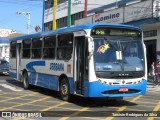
(50, 63, 64, 71)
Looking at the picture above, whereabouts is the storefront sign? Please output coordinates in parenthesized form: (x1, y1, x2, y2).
(144, 30, 157, 38)
(124, 0, 152, 23)
(153, 0, 160, 18)
(93, 8, 123, 24)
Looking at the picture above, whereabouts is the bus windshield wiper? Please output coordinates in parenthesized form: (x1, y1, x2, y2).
(104, 36, 118, 51)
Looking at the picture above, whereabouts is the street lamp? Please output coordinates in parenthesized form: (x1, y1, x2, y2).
(16, 11, 31, 34)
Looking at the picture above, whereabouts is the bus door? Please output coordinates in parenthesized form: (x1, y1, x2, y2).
(144, 39, 156, 73)
(74, 36, 88, 94)
(16, 42, 21, 81)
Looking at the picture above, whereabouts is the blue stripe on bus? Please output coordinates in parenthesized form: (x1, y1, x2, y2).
(27, 72, 74, 93)
(10, 71, 75, 94)
(26, 61, 45, 72)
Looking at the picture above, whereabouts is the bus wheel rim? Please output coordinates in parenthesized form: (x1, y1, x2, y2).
(61, 84, 68, 95)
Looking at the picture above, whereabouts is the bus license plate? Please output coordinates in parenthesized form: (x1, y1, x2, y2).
(118, 88, 128, 92)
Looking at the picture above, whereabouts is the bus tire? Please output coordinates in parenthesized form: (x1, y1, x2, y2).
(23, 72, 30, 90)
(60, 78, 71, 101)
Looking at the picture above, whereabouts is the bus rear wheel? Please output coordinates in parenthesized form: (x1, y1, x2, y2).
(23, 72, 30, 90)
(60, 78, 71, 101)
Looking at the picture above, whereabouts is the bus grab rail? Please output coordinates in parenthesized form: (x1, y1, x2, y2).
(85, 35, 94, 59)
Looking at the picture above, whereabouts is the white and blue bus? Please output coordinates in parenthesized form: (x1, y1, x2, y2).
(9, 24, 147, 101)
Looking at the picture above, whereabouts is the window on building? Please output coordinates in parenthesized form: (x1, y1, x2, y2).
(71, 12, 84, 25)
(57, 34, 73, 60)
(43, 36, 56, 59)
(45, 0, 53, 9)
(10, 41, 17, 58)
(58, 0, 67, 5)
(22, 39, 31, 58)
(44, 21, 52, 31)
(32, 38, 42, 58)
(57, 17, 67, 28)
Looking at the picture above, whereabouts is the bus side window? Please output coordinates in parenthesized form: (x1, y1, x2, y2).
(43, 36, 56, 59)
(22, 39, 31, 58)
(57, 48, 63, 59)
(32, 38, 42, 59)
(57, 34, 73, 60)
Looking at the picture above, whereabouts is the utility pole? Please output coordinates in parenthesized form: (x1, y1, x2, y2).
(16, 11, 31, 34)
(53, 0, 57, 30)
(67, 0, 71, 27)
(43, 0, 47, 32)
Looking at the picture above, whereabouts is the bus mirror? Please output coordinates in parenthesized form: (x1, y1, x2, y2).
(85, 35, 94, 53)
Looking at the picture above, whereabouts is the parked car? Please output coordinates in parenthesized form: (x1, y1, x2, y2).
(0, 59, 9, 75)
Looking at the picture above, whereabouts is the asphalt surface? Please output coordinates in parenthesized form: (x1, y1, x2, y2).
(0, 75, 159, 120)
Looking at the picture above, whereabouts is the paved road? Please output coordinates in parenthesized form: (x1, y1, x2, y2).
(0, 75, 159, 120)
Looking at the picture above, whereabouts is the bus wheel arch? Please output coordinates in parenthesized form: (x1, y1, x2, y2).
(22, 70, 30, 90)
(59, 74, 71, 101)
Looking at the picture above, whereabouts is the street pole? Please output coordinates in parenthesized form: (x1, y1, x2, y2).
(67, 0, 71, 27)
(16, 11, 31, 34)
(84, 0, 88, 17)
(43, 0, 47, 32)
(53, 0, 57, 30)
(28, 13, 30, 34)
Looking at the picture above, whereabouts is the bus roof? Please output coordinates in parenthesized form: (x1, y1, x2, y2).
(10, 23, 142, 41)
(0, 37, 9, 43)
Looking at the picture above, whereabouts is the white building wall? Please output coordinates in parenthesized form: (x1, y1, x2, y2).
(44, 0, 120, 23)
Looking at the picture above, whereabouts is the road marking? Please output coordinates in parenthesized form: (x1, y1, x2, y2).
(147, 101, 160, 120)
(41, 101, 69, 111)
(0, 96, 51, 111)
(105, 95, 142, 120)
(0, 92, 38, 103)
(0, 84, 23, 91)
(59, 107, 89, 120)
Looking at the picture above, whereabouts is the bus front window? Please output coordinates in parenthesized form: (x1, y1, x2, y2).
(93, 36, 145, 78)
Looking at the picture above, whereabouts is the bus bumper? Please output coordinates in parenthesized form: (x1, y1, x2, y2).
(83, 80, 147, 98)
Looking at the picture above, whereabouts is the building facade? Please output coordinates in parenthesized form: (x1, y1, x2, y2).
(44, 0, 160, 72)
(44, 0, 122, 30)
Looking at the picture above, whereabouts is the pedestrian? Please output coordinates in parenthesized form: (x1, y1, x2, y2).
(155, 61, 160, 86)
(151, 62, 157, 86)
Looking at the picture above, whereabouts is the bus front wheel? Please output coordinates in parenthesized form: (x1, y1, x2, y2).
(60, 78, 71, 101)
(23, 72, 30, 90)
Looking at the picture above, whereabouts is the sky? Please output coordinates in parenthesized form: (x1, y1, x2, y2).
(0, 0, 43, 34)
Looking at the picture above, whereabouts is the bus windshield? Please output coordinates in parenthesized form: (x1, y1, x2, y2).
(93, 36, 145, 78)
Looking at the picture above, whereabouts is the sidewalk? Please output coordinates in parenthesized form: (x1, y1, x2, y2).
(147, 77, 160, 91)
